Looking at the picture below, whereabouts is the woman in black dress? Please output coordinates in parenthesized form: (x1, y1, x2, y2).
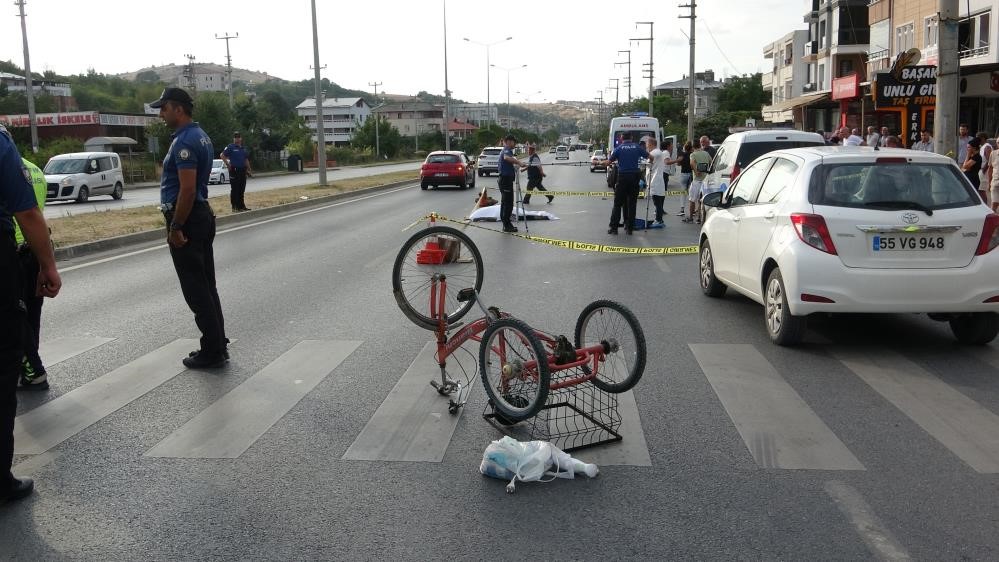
(963, 137, 985, 202)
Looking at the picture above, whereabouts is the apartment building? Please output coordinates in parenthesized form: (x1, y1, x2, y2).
(761, 31, 810, 123)
(372, 101, 444, 137)
(653, 70, 724, 117)
(296, 97, 371, 146)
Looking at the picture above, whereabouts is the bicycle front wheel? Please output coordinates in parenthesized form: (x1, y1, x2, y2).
(574, 300, 646, 393)
(392, 226, 484, 331)
(479, 318, 550, 423)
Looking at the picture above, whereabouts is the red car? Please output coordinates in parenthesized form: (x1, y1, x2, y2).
(420, 151, 476, 190)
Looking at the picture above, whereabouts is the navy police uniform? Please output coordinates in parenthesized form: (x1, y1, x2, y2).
(0, 129, 38, 494)
(497, 144, 517, 230)
(161, 121, 228, 360)
(222, 137, 249, 211)
(607, 138, 650, 234)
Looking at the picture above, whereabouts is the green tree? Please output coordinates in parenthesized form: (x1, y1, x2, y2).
(352, 116, 402, 158)
(192, 92, 237, 151)
(716, 74, 770, 113)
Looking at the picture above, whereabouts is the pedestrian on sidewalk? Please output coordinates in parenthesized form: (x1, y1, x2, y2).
(676, 140, 693, 216)
(0, 125, 61, 503)
(13, 157, 50, 391)
(221, 132, 252, 212)
(150, 88, 229, 369)
(685, 143, 712, 224)
(497, 134, 523, 232)
(606, 131, 649, 235)
(521, 144, 552, 205)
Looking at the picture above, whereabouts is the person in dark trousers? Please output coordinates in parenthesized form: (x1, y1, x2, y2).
(150, 88, 229, 369)
(221, 132, 252, 212)
(521, 144, 552, 205)
(606, 132, 649, 235)
(0, 125, 61, 503)
(14, 157, 50, 390)
(497, 134, 523, 232)
(676, 140, 693, 215)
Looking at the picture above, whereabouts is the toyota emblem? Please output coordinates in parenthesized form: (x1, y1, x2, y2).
(901, 212, 920, 224)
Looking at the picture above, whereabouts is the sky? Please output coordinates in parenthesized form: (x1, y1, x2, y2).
(2, 0, 811, 105)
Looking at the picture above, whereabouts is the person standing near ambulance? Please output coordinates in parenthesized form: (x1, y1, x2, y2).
(606, 131, 649, 235)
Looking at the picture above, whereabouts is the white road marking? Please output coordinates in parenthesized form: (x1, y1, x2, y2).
(38, 336, 115, 366)
(344, 341, 474, 462)
(145, 340, 361, 458)
(834, 348, 999, 473)
(690, 343, 865, 470)
(824, 480, 912, 561)
(14, 339, 197, 455)
(60, 185, 415, 272)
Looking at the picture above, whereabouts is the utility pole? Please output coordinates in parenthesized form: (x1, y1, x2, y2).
(183, 53, 197, 91)
(463, 36, 513, 129)
(215, 32, 239, 108)
(935, 0, 959, 160)
(608, 78, 620, 114)
(309, 0, 327, 186)
(443, 0, 451, 150)
(616, 50, 632, 102)
(369, 81, 382, 159)
(15, 0, 38, 153)
(631, 22, 654, 117)
(680, 2, 697, 144)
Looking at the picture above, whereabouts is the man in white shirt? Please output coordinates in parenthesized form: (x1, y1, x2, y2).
(911, 129, 934, 152)
(839, 126, 863, 146)
(865, 126, 880, 147)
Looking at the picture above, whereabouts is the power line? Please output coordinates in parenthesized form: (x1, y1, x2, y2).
(701, 21, 741, 76)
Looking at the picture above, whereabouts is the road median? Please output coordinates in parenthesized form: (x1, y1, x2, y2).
(52, 170, 417, 261)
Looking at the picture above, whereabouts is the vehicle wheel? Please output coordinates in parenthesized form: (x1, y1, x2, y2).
(75, 186, 89, 203)
(111, 182, 124, 200)
(420, 182, 428, 190)
(392, 225, 484, 331)
(764, 268, 807, 346)
(479, 317, 550, 423)
(469, 176, 475, 189)
(574, 300, 646, 393)
(699, 241, 727, 297)
(949, 313, 999, 345)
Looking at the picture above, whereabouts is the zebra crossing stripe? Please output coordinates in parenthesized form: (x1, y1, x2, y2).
(343, 341, 474, 462)
(145, 340, 362, 459)
(834, 348, 999, 473)
(691, 343, 865, 470)
(38, 336, 115, 366)
(15, 339, 198, 455)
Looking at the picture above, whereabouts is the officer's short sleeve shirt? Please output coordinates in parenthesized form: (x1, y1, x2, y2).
(222, 143, 248, 168)
(0, 133, 37, 235)
(161, 122, 214, 205)
(609, 142, 650, 173)
(498, 146, 515, 176)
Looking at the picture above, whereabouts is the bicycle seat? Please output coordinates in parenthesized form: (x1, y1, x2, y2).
(456, 288, 477, 303)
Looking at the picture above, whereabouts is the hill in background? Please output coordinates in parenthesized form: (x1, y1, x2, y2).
(116, 63, 280, 86)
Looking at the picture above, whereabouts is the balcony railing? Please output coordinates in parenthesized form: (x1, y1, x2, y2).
(959, 46, 990, 59)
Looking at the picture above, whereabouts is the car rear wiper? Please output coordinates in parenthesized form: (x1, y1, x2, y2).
(863, 200, 934, 216)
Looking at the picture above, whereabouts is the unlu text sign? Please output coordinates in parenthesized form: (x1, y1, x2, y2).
(874, 65, 937, 108)
(0, 111, 99, 127)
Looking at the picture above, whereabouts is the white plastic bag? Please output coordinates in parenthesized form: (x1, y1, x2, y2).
(479, 436, 599, 493)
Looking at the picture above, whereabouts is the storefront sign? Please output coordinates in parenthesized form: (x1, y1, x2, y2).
(99, 114, 159, 127)
(832, 75, 860, 100)
(875, 65, 937, 108)
(0, 111, 99, 127)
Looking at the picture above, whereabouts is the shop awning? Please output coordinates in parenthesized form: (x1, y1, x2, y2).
(83, 136, 138, 151)
(762, 92, 831, 114)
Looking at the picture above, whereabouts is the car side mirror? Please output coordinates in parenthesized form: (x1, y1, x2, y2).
(702, 191, 724, 208)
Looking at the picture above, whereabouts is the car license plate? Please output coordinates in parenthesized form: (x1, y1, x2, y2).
(872, 235, 945, 251)
(434, 172, 448, 177)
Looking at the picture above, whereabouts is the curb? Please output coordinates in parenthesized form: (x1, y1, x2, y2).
(54, 179, 417, 262)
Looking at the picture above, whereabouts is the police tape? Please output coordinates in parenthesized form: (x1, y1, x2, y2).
(519, 189, 688, 198)
(411, 213, 700, 256)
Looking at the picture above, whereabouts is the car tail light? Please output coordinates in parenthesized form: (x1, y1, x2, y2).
(976, 214, 999, 255)
(984, 296, 999, 303)
(876, 157, 908, 163)
(730, 162, 741, 182)
(790, 213, 838, 255)
(801, 293, 836, 303)
(457, 165, 463, 172)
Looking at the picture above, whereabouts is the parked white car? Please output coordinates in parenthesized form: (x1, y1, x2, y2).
(43, 152, 125, 203)
(555, 145, 569, 160)
(698, 146, 999, 345)
(477, 147, 503, 177)
(209, 159, 230, 184)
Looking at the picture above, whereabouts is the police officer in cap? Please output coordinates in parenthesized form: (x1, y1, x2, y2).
(497, 134, 523, 232)
(0, 125, 61, 502)
(150, 87, 229, 369)
(606, 131, 650, 235)
(221, 131, 252, 212)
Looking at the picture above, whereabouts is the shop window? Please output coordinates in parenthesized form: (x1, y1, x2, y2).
(895, 22, 914, 53)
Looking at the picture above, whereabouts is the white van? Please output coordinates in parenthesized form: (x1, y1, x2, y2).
(555, 145, 570, 160)
(608, 115, 660, 152)
(703, 130, 825, 194)
(44, 152, 125, 203)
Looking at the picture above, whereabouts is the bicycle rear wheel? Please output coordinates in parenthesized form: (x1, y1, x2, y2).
(574, 300, 646, 393)
(392, 226, 484, 331)
(479, 318, 550, 423)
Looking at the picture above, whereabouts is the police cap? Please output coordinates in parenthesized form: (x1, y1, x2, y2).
(149, 87, 194, 109)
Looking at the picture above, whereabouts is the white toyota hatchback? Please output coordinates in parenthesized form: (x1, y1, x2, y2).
(698, 146, 999, 346)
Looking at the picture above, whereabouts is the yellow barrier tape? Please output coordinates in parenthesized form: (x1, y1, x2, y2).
(414, 213, 699, 256)
(517, 189, 687, 198)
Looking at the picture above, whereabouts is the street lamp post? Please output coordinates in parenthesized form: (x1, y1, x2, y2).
(309, 0, 327, 186)
(463, 36, 512, 128)
(490, 63, 526, 126)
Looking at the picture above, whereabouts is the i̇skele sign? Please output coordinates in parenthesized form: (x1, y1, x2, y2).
(0, 111, 99, 128)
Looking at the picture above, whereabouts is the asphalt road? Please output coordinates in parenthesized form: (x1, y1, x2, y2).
(5, 148, 999, 560)
(42, 161, 422, 219)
